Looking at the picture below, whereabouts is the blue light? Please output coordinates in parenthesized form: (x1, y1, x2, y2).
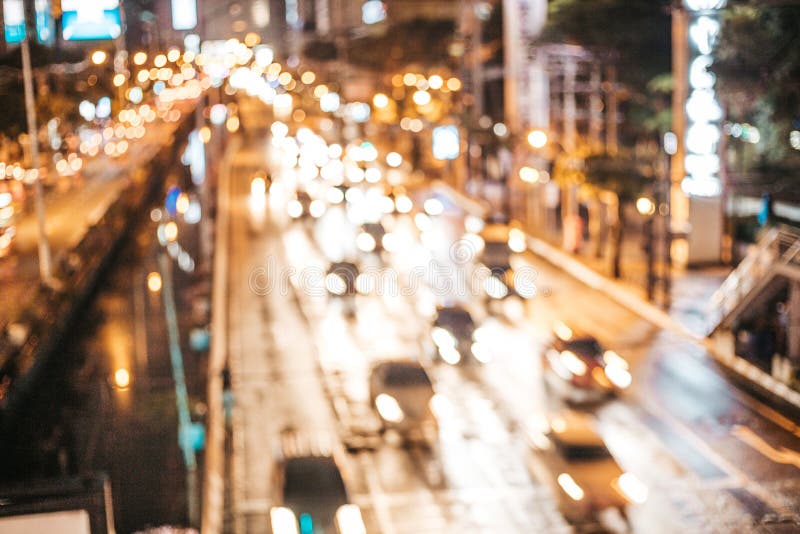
(165, 186, 182, 216)
(299, 513, 313, 534)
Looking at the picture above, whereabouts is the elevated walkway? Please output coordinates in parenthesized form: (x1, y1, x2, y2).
(708, 226, 800, 335)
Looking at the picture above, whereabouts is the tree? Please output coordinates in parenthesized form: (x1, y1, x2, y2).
(713, 1, 800, 177)
(541, 0, 673, 143)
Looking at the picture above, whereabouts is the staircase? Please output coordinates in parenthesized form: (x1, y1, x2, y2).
(708, 226, 800, 335)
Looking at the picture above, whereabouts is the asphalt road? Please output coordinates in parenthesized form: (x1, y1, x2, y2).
(221, 130, 800, 533)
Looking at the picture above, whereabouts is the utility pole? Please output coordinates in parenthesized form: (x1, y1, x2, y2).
(20, 2, 53, 285)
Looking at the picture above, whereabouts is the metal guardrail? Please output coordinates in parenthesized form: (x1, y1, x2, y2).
(709, 225, 800, 333)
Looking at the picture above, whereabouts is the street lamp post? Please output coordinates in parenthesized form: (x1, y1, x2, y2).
(20, 33, 53, 285)
(637, 196, 656, 301)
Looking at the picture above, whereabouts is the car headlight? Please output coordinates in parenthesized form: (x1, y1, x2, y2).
(375, 393, 404, 423)
(335, 504, 366, 534)
(309, 199, 326, 218)
(559, 350, 587, 376)
(484, 276, 509, 299)
(471, 341, 491, 363)
(325, 273, 347, 296)
(270, 506, 299, 534)
(604, 364, 632, 389)
(557, 473, 585, 501)
(432, 326, 456, 349)
(356, 231, 376, 252)
(287, 199, 303, 218)
(439, 344, 461, 365)
(615, 472, 648, 504)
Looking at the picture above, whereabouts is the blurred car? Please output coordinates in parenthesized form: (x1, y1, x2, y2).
(481, 265, 538, 302)
(287, 190, 314, 220)
(369, 359, 438, 446)
(325, 261, 359, 318)
(542, 322, 632, 404)
(270, 451, 366, 534)
(0, 224, 15, 259)
(430, 306, 489, 365)
(356, 222, 389, 253)
(527, 410, 647, 529)
(478, 223, 526, 269)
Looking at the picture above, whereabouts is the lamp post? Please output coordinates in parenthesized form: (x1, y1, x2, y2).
(637, 196, 656, 301)
(20, 23, 53, 286)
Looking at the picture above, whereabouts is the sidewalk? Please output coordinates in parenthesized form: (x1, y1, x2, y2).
(525, 232, 800, 411)
(436, 181, 800, 410)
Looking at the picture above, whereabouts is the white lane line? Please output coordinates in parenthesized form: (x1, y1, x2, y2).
(640, 397, 791, 516)
(358, 452, 398, 534)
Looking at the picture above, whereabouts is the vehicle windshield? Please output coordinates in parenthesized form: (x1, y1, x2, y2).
(283, 457, 347, 502)
(381, 364, 432, 388)
(553, 438, 611, 462)
(435, 308, 474, 334)
(562, 338, 603, 358)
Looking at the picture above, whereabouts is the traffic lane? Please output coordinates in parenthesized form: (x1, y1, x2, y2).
(226, 142, 341, 533)
(277, 212, 570, 533)
(512, 248, 800, 512)
(387, 210, 797, 527)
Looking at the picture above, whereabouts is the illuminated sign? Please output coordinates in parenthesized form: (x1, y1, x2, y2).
(362, 1, 386, 25)
(35, 0, 54, 44)
(433, 125, 460, 160)
(3, 0, 25, 43)
(681, 1, 726, 197)
(62, 0, 122, 41)
(171, 0, 197, 30)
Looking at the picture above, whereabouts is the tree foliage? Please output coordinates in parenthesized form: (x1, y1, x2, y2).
(303, 18, 457, 73)
(541, 0, 672, 142)
(714, 2, 800, 167)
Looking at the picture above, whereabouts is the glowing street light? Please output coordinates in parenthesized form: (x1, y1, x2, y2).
(527, 129, 548, 149)
(91, 50, 108, 65)
(372, 93, 390, 109)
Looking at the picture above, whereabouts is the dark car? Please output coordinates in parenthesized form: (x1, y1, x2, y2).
(430, 306, 489, 365)
(542, 322, 632, 403)
(270, 454, 366, 534)
(326, 261, 360, 317)
(527, 410, 647, 529)
(369, 360, 438, 446)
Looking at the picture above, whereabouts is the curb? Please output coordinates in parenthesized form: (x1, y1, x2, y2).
(524, 234, 800, 411)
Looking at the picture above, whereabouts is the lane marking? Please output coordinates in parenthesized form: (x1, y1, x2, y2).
(358, 452, 398, 534)
(731, 425, 800, 469)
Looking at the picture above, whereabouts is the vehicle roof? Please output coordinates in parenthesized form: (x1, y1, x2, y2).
(479, 223, 511, 242)
(547, 410, 606, 448)
(372, 359, 433, 383)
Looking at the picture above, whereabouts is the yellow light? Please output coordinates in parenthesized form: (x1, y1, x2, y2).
(314, 84, 328, 98)
(147, 272, 162, 292)
(226, 116, 240, 132)
(301, 71, 316, 84)
(154, 54, 167, 68)
(244, 32, 261, 47)
(167, 48, 181, 62)
(278, 72, 292, 86)
(446, 77, 462, 91)
(133, 51, 147, 65)
(527, 129, 548, 149)
(413, 90, 431, 106)
(403, 72, 417, 86)
(636, 196, 656, 216)
(114, 368, 131, 389)
(176, 193, 190, 214)
(91, 50, 108, 65)
(164, 221, 179, 242)
(519, 166, 539, 183)
(391, 74, 404, 87)
(113, 73, 126, 87)
(428, 74, 444, 90)
(372, 93, 390, 109)
(199, 126, 212, 143)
